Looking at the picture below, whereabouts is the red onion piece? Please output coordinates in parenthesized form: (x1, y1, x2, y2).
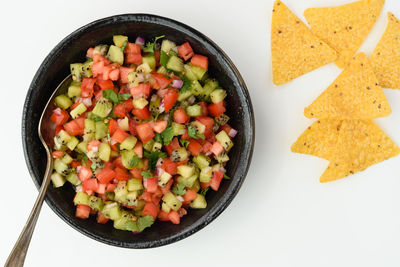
(171, 46, 178, 53)
(76, 166, 82, 173)
(172, 79, 183, 89)
(187, 95, 196, 104)
(81, 97, 92, 107)
(228, 128, 238, 138)
(135, 36, 145, 46)
(53, 107, 61, 115)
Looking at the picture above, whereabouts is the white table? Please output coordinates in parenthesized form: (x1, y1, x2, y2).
(1, 0, 400, 266)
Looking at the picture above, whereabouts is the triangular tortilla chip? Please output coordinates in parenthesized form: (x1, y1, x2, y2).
(304, 0, 384, 68)
(304, 53, 391, 119)
(291, 120, 342, 160)
(271, 0, 337, 85)
(370, 12, 400, 89)
(320, 120, 400, 182)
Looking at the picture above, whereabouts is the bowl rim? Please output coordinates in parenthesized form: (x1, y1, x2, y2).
(22, 13, 255, 248)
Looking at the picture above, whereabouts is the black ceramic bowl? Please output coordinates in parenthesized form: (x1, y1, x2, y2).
(22, 14, 254, 248)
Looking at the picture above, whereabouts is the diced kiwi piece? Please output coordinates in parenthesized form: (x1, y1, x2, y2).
(216, 130, 233, 151)
(92, 98, 113, 118)
(189, 194, 207, 209)
(158, 172, 172, 187)
(61, 153, 73, 164)
(126, 191, 139, 206)
(114, 181, 128, 203)
(68, 81, 82, 98)
(53, 158, 69, 176)
(186, 104, 202, 117)
(210, 89, 227, 104)
(143, 140, 155, 152)
(177, 165, 195, 178)
(120, 136, 138, 150)
(161, 39, 176, 53)
(190, 121, 206, 134)
(191, 80, 204, 96)
(93, 45, 109, 56)
(178, 90, 193, 102)
(95, 121, 108, 140)
(200, 166, 212, 183)
(132, 97, 149, 110)
(167, 55, 184, 72)
(107, 45, 124, 65)
(55, 130, 71, 146)
(102, 202, 122, 220)
(121, 150, 138, 169)
(89, 196, 104, 211)
(81, 61, 93, 78)
(84, 119, 95, 134)
(51, 172, 66, 188)
(149, 96, 161, 114)
(54, 94, 72, 110)
(127, 178, 143, 191)
(70, 103, 87, 119)
(66, 172, 80, 186)
(171, 122, 185, 136)
(142, 56, 156, 69)
(106, 192, 115, 201)
(74, 192, 90, 206)
(162, 192, 182, 211)
(161, 201, 171, 213)
(184, 64, 197, 81)
(99, 143, 111, 162)
(215, 114, 230, 126)
(75, 141, 88, 153)
(157, 66, 169, 75)
(113, 35, 128, 48)
(215, 152, 229, 163)
(118, 117, 129, 131)
(70, 63, 83, 82)
(199, 79, 219, 101)
(190, 63, 207, 80)
(177, 173, 198, 188)
(171, 147, 188, 162)
(66, 136, 79, 151)
(83, 133, 95, 142)
(193, 154, 210, 169)
(152, 142, 162, 152)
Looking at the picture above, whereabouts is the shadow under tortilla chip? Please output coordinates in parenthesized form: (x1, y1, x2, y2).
(370, 13, 400, 89)
(304, 0, 384, 68)
(320, 120, 400, 183)
(304, 53, 391, 119)
(271, 0, 337, 85)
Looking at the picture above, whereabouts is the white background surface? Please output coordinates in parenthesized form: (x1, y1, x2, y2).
(1, 0, 400, 266)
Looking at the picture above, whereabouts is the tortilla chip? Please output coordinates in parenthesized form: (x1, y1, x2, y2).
(304, 53, 391, 119)
(271, 0, 337, 85)
(291, 120, 342, 160)
(370, 13, 400, 89)
(320, 120, 400, 182)
(304, 0, 384, 68)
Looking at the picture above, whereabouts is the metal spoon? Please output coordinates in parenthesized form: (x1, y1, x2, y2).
(5, 75, 73, 267)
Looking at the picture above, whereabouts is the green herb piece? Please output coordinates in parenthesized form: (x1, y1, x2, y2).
(121, 40, 128, 52)
(172, 183, 187, 196)
(82, 154, 89, 164)
(125, 220, 139, 232)
(142, 35, 165, 56)
(118, 94, 131, 101)
(103, 89, 119, 105)
(169, 50, 178, 57)
(187, 125, 205, 140)
(144, 150, 167, 170)
(141, 171, 155, 179)
(179, 75, 191, 93)
(180, 139, 190, 148)
(154, 133, 162, 143)
(223, 174, 231, 180)
(160, 50, 169, 68)
(137, 216, 155, 232)
(200, 187, 209, 196)
(160, 127, 173, 145)
(91, 162, 97, 172)
(90, 113, 102, 122)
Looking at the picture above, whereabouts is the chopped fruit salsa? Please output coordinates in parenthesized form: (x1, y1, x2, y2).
(50, 35, 237, 232)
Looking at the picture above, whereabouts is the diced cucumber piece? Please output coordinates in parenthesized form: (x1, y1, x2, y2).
(89, 196, 104, 211)
(107, 45, 124, 65)
(216, 130, 233, 151)
(66, 136, 79, 151)
(61, 153, 73, 164)
(54, 94, 72, 110)
(190, 80, 204, 96)
(162, 192, 182, 211)
(93, 45, 109, 56)
(120, 136, 138, 150)
(70, 63, 83, 82)
(177, 165, 195, 178)
(184, 64, 197, 81)
(54, 158, 70, 176)
(158, 171, 172, 187)
(171, 122, 185, 136)
(126, 191, 139, 206)
(157, 66, 169, 75)
(161, 201, 171, 213)
(143, 140, 155, 152)
(142, 56, 156, 69)
(170, 147, 188, 162)
(167, 55, 184, 72)
(51, 172, 66, 188)
(84, 119, 95, 134)
(190, 194, 207, 209)
(102, 202, 122, 220)
(161, 39, 176, 53)
(113, 35, 128, 48)
(98, 143, 111, 162)
(121, 150, 138, 169)
(152, 142, 162, 152)
(95, 121, 108, 140)
(215, 152, 229, 163)
(82, 61, 93, 78)
(92, 98, 112, 118)
(190, 63, 207, 80)
(200, 166, 213, 183)
(132, 97, 148, 109)
(75, 141, 88, 153)
(66, 172, 80, 186)
(70, 103, 87, 119)
(193, 154, 210, 169)
(186, 104, 202, 117)
(74, 192, 90, 206)
(68, 81, 81, 98)
(177, 173, 198, 188)
(178, 90, 193, 102)
(128, 178, 143, 191)
(210, 89, 227, 104)
(114, 181, 128, 203)
(190, 121, 206, 134)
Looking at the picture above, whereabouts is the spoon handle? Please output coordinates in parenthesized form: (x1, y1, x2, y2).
(5, 152, 53, 267)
